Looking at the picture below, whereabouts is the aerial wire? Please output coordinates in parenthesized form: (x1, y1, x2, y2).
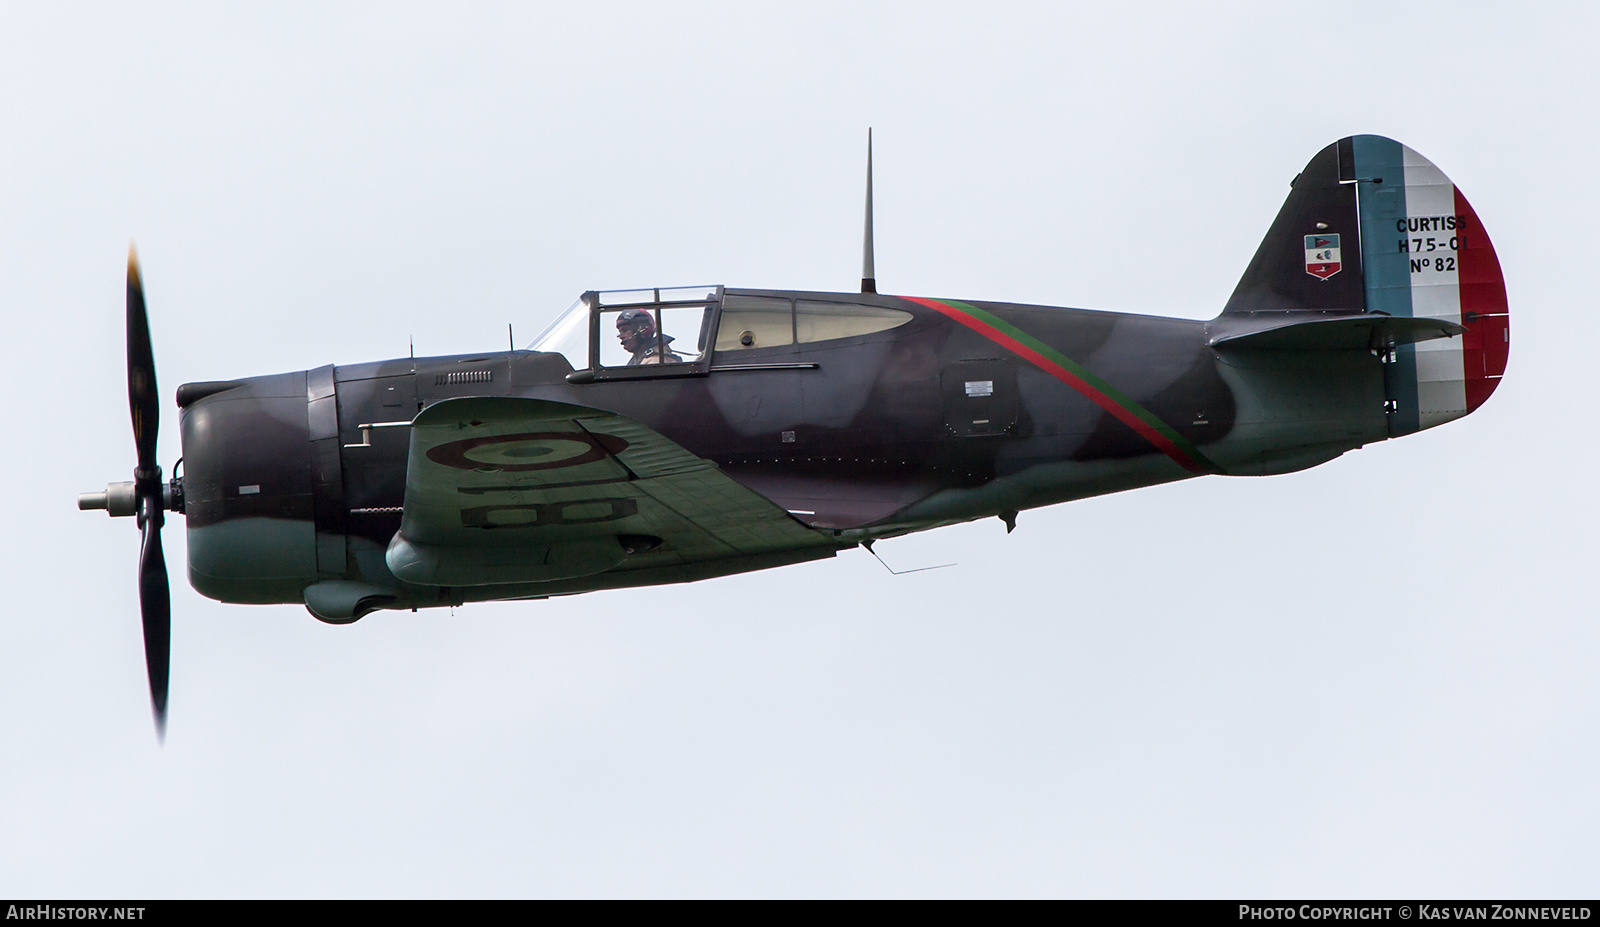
(863, 540, 954, 576)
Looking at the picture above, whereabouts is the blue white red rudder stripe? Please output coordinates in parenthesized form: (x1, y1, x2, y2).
(1350, 136, 1508, 435)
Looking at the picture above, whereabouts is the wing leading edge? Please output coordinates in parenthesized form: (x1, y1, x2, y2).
(386, 396, 832, 586)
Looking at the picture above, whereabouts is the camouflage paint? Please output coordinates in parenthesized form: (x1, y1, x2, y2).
(167, 136, 1506, 620)
(898, 296, 1221, 475)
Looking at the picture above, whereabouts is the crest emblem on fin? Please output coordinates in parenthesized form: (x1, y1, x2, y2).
(1304, 233, 1342, 279)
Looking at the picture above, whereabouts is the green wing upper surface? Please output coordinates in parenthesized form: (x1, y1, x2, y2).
(386, 396, 830, 586)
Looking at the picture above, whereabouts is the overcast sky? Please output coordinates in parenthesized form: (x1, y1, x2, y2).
(3, 1, 1595, 898)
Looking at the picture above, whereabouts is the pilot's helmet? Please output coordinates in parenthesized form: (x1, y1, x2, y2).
(615, 308, 657, 337)
(616, 308, 673, 346)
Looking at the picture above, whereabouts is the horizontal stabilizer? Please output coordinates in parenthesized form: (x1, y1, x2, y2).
(1210, 314, 1466, 352)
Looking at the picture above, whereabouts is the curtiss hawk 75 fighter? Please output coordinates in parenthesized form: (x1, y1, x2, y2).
(81, 135, 1509, 731)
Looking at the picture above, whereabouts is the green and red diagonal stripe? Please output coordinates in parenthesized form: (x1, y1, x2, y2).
(900, 296, 1222, 476)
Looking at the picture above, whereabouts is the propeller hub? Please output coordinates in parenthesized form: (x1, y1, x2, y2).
(79, 481, 137, 516)
(79, 476, 184, 516)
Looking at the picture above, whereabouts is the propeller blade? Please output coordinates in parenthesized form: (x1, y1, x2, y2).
(139, 493, 170, 736)
(126, 246, 159, 476)
(127, 244, 171, 736)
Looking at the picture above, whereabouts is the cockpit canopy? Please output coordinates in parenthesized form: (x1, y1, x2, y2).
(529, 286, 719, 376)
(529, 286, 914, 379)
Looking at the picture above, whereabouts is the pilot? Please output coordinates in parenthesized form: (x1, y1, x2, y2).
(615, 308, 683, 366)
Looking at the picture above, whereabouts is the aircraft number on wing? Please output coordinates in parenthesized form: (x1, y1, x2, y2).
(460, 498, 638, 529)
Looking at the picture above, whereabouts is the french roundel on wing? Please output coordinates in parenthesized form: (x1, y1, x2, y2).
(425, 431, 629, 472)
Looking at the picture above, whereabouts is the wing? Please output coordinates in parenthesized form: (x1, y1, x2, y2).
(385, 396, 831, 586)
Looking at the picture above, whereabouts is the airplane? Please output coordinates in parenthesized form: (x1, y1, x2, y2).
(80, 134, 1509, 733)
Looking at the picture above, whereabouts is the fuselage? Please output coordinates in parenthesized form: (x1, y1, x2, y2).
(178, 287, 1389, 614)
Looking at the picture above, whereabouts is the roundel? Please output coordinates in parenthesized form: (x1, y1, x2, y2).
(425, 431, 630, 472)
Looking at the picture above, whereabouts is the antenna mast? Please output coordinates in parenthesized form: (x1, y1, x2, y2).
(861, 128, 876, 294)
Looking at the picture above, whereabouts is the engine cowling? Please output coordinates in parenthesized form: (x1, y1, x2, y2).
(179, 369, 323, 604)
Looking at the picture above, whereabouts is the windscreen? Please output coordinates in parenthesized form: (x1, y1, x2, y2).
(528, 298, 590, 370)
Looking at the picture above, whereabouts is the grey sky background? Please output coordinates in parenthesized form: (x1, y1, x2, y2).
(3, 1, 1595, 897)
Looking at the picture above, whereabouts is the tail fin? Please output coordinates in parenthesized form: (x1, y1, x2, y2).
(1221, 135, 1509, 432)
(1222, 137, 1367, 317)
